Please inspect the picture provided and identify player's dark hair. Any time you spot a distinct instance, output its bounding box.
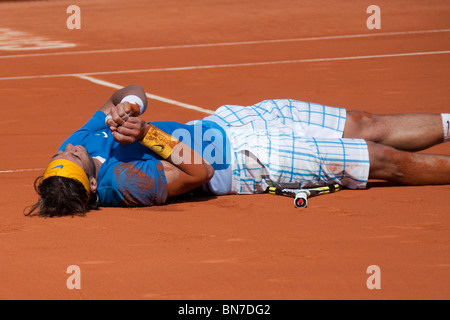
[24,176,99,217]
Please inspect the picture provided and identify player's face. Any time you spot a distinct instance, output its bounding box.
[51,144,96,178]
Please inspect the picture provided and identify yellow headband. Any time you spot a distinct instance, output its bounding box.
[43,159,91,194]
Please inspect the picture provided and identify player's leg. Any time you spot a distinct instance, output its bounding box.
[344,111,448,151]
[367,141,450,185]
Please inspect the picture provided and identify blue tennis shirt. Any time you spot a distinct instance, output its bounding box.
[58,111,231,206]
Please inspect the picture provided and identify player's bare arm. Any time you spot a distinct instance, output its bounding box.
[100,84,148,121]
[103,85,214,198]
[161,155,215,198]
[111,118,214,198]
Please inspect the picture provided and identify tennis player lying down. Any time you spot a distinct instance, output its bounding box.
[25,84,450,217]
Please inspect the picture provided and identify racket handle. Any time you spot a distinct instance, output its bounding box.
[294,191,308,208]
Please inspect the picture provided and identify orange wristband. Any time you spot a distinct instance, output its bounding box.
[139,125,179,159]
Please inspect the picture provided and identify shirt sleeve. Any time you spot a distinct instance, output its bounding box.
[58,111,108,152]
[78,110,108,132]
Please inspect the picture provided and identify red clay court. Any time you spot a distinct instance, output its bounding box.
[0,0,449,299]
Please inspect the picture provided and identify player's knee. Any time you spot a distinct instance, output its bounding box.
[344,111,384,142]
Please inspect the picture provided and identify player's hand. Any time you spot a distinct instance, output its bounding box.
[105,102,141,127]
[110,117,147,145]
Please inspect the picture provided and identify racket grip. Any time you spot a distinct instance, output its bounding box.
[294,191,308,208]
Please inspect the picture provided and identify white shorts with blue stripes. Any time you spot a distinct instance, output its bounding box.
[212,99,370,194]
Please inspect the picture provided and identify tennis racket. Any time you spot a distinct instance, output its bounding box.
[267,183,342,208]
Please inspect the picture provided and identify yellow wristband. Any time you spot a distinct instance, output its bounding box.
[139,125,179,159]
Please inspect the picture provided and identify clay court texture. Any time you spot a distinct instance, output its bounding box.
[0,0,449,300]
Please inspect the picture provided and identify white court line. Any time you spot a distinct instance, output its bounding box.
[0,27,76,52]
[0,28,449,59]
[1,49,450,81]
[76,75,214,115]
[0,168,43,174]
